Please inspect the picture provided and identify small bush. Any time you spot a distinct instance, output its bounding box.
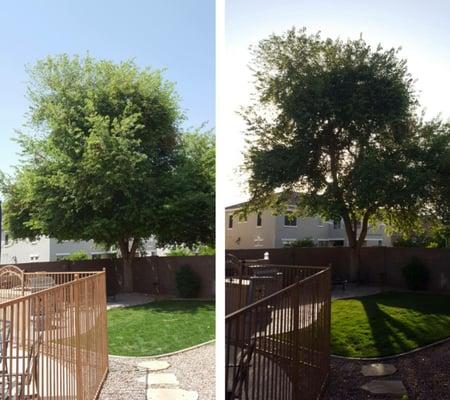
[284,238,316,248]
[167,244,215,256]
[167,246,193,256]
[195,244,215,255]
[65,250,89,261]
[402,257,430,290]
[175,265,201,298]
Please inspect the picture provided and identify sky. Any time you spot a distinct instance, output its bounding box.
[223,0,450,206]
[0,0,215,177]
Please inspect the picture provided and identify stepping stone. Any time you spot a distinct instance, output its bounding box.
[361,363,397,377]
[147,372,179,386]
[361,380,407,395]
[147,388,198,400]
[138,360,170,371]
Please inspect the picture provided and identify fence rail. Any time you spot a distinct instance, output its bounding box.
[0,266,108,399]
[226,263,331,400]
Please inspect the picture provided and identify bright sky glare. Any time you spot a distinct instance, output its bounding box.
[223,0,450,206]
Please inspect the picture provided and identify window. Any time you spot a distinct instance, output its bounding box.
[4,234,9,245]
[30,254,39,262]
[281,239,297,246]
[256,213,262,227]
[254,235,264,247]
[333,220,341,229]
[239,215,247,223]
[228,215,233,229]
[284,215,297,226]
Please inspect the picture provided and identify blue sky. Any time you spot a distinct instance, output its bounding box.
[223,0,450,204]
[0,0,215,176]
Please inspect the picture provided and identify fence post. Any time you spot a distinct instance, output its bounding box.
[21,269,25,297]
[74,273,83,400]
[292,281,301,400]
[101,269,109,371]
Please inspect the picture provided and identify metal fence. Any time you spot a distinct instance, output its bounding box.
[226,263,331,400]
[0,265,108,399]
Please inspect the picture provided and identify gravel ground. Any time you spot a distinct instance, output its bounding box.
[99,342,215,400]
[322,340,450,400]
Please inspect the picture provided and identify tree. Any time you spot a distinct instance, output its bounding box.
[392,216,450,248]
[242,29,446,279]
[1,55,214,291]
[156,129,215,247]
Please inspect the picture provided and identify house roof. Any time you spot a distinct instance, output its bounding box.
[225,192,301,210]
[225,200,249,210]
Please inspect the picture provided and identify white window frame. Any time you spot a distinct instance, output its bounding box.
[281,238,297,246]
[56,253,70,261]
[29,254,40,262]
[254,235,264,248]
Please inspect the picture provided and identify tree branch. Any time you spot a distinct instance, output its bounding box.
[130,238,140,258]
[357,209,374,247]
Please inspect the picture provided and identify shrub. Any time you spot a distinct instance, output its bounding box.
[402,257,430,290]
[284,238,316,248]
[65,250,89,261]
[195,244,215,255]
[166,243,215,256]
[175,265,201,298]
[166,246,194,256]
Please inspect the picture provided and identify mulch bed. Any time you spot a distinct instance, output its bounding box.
[321,340,450,400]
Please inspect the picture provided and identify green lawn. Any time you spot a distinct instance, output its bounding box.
[331,291,450,357]
[107,300,215,356]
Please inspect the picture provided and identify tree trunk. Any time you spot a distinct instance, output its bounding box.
[122,252,134,293]
[349,245,361,281]
[118,238,139,293]
[348,210,372,281]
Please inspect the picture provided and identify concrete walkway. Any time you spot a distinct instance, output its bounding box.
[332,284,381,300]
[107,292,154,310]
[100,343,215,400]
[138,360,198,400]
[360,363,406,396]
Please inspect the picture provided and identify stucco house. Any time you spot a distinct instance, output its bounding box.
[225,201,392,249]
[0,232,162,264]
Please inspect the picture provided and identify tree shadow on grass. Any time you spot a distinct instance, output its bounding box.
[359,293,450,357]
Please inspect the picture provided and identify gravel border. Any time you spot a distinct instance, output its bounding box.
[99,342,215,400]
[110,339,216,359]
[321,340,450,400]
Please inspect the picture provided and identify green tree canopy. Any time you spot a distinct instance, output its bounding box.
[242,28,449,277]
[1,55,214,290]
[157,129,215,247]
